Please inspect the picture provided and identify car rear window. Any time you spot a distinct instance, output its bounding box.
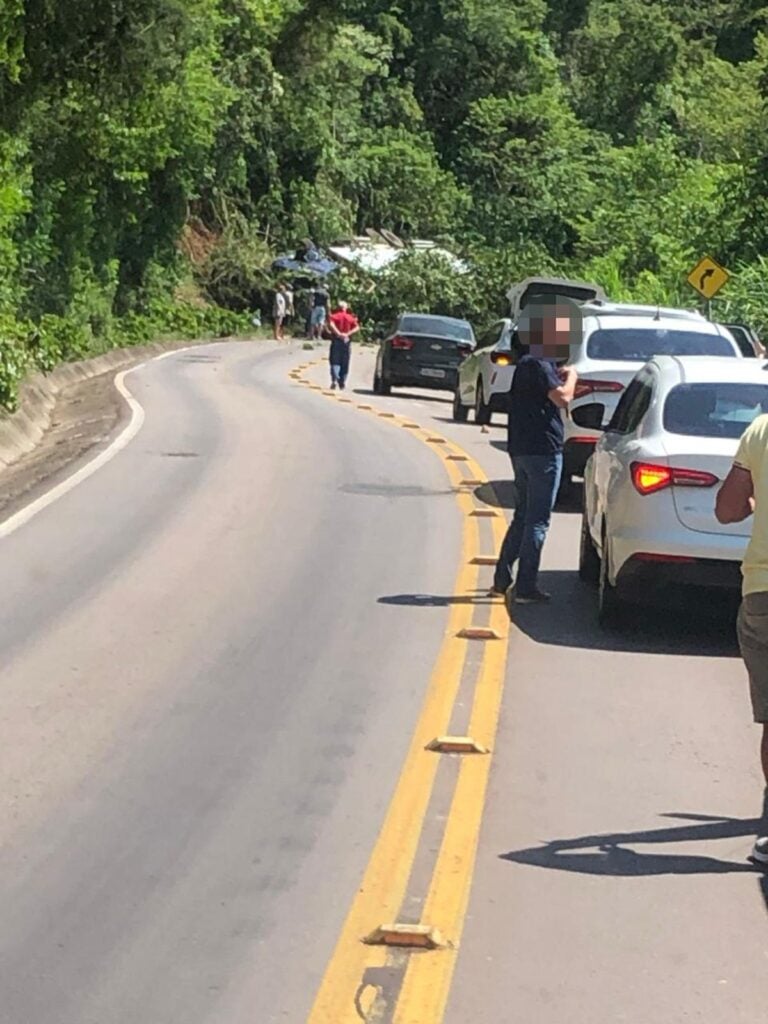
[586,328,736,362]
[400,316,474,342]
[663,383,768,439]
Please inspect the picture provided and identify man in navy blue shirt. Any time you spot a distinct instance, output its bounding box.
[492,299,580,606]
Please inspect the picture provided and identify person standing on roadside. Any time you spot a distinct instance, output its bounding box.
[491,298,581,607]
[272,284,287,341]
[311,283,331,341]
[327,300,360,391]
[716,413,768,866]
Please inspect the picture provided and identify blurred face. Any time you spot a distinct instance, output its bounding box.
[518,303,579,363]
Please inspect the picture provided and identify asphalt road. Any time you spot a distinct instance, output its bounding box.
[1,339,766,1023]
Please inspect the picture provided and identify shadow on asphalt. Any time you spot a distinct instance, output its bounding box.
[473,480,517,509]
[469,477,582,512]
[351,388,451,405]
[431,416,492,427]
[500,811,767,877]
[378,593,494,607]
[512,571,741,658]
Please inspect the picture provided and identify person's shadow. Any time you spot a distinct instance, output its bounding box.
[501,811,766,879]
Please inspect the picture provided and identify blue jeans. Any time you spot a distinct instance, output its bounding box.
[493,453,563,595]
[330,337,350,386]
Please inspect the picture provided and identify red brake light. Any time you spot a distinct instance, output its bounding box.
[631,462,719,496]
[634,552,696,563]
[491,351,512,366]
[669,466,720,488]
[574,379,624,400]
[391,335,414,350]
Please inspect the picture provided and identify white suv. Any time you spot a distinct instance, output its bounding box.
[453,319,518,424]
[563,303,741,486]
[582,356,768,627]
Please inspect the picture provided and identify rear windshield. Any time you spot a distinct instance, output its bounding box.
[663,383,768,439]
[587,327,735,362]
[401,316,474,342]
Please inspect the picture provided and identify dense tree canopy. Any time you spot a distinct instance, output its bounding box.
[2,0,768,405]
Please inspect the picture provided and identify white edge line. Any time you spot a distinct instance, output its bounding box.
[0,346,196,540]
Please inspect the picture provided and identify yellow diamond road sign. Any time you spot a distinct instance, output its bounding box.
[687,255,730,300]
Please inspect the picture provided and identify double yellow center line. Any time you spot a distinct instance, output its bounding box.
[290,361,510,1022]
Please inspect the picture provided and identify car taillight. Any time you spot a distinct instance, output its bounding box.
[631,461,719,496]
[391,335,414,350]
[574,379,624,400]
[491,351,512,366]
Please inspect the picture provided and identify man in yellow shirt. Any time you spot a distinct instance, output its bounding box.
[717,413,768,866]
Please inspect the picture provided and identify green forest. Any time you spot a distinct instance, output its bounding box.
[1,0,768,406]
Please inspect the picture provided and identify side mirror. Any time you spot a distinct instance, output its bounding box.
[571,402,605,431]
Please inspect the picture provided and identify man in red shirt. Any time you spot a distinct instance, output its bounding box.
[328,301,360,390]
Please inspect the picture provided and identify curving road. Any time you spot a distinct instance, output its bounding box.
[0,339,765,1023]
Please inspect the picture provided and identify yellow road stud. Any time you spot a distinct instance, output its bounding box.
[363,924,447,950]
[471,555,497,566]
[470,508,499,518]
[457,626,502,641]
[426,736,489,755]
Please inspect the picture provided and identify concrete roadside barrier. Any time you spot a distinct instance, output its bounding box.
[0,337,236,471]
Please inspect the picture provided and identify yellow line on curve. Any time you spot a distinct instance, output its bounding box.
[307,525,479,1023]
[393,544,509,1023]
[295,362,511,1024]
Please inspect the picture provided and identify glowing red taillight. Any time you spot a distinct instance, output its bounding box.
[391,335,414,350]
[630,461,719,496]
[574,379,624,400]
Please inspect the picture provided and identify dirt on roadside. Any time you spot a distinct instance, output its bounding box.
[0,369,127,521]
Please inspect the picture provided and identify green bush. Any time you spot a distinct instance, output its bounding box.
[0,301,255,411]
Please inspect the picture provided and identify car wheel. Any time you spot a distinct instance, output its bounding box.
[578,506,600,586]
[597,526,625,628]
[453,387,469,422]
[474,381,492,425]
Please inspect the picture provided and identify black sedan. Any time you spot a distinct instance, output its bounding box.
[373,313,476,395]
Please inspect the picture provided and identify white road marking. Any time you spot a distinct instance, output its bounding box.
[0,347,194,540]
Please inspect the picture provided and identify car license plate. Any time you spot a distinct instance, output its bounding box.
[420,368,445,378]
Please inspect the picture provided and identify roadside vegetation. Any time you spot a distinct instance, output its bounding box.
[1,1,768,407]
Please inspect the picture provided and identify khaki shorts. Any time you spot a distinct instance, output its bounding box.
[738,591,768,723]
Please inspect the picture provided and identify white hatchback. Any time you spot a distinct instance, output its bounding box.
[453,319,518,424]
[581,356,768,626]
[563,303,741,486]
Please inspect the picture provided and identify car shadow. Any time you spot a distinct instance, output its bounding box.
[431,416,492,427]
[378,593,495,607]
[512,570,741,657]
[352,388,451,405]
[500,811,767,878]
